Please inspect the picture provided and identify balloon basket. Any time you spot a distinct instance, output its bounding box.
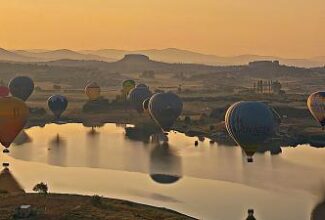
[3,149,9,153]
[247,156,253,163]
[2,162,9,168]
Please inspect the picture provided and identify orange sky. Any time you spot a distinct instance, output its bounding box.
[0,0,324,58]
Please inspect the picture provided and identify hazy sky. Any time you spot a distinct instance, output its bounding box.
[1,0,324,58]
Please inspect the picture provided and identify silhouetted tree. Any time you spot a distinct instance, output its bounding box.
[33,182,48,194]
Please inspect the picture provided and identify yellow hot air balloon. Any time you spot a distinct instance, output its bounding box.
[0,97,29,153]
[122,80,136,97]
[307,91,325,130]
[85,82,101,101]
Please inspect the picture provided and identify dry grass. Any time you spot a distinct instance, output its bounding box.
[0,193,196,220]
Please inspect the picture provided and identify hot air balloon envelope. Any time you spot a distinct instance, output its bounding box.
[225,101,276,162]
[8,76,34,101]
[136,83,149,89]
[307,91,325,129]
[48,95,68,119]
[0,97,29,149]
[85,82,101,101]
[122,80,136,95]
[128,86,152,113]
[148,92,183,131]
[143,98,150,112]
[0,86,9,97]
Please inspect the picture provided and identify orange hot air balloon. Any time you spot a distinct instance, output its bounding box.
[0,97,29,153]
[85,82,101,101]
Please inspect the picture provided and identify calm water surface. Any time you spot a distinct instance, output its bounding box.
[2,123,325,220]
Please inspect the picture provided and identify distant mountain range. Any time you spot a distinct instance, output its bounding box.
[0,47,324,67]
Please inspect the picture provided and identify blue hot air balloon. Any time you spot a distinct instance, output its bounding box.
[48,95,68,119]
[225,101,276,162]
[8,76,34,101]
[148,92,183,131]
[128,86,152,113]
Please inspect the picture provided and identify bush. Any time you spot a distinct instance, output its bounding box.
[33,182,48,194]
[91,195,103,207]
[184,116,191,125]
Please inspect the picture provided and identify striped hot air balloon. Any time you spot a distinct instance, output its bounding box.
[85,82,101,101]
[307,91,325,130]
[0,97,29,153]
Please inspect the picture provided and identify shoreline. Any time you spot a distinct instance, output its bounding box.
[25,113,325,152]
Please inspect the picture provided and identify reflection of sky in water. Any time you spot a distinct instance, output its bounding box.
[3,123,325,219]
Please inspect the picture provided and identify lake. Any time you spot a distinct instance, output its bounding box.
[2,123,325,220]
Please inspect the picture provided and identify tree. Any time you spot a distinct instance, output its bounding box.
[53,84,61,90]
[33,182,48,194]
[184,116,192,125]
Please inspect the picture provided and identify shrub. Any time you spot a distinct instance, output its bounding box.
[33,182,48,194]
[91,195,103,207]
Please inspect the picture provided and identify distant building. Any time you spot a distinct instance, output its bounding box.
[253,80,284,95]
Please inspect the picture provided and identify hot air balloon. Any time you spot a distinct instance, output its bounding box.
[0,97,29,153]
[312,200,325,220]
[122,80,136,96]
[8,76,34,101]
[307,92,325,130]
[0,86,9,97]
[225,101,276,162]
[136,83,149,89]
[143,98,150,112]
[48,95,68,119]
[128,86,152,113]
[85,82,101,101]
[148,92,183,131]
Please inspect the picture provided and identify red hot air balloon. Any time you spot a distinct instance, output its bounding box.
[0,86,9,97]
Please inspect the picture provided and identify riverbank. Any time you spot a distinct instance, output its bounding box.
[0,193,196,220]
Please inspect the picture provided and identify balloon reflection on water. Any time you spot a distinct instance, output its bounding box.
[13,130,32,146]
[47,134,67,166]
[0,167,24,194]
[149,143,182,185]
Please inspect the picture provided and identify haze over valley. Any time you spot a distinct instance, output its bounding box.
[1,47,324,68]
